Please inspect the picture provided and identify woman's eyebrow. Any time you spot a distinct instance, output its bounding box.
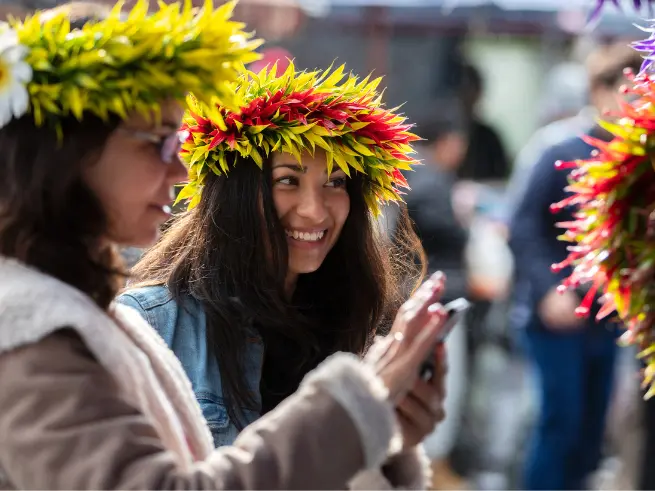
[273,163,306,173]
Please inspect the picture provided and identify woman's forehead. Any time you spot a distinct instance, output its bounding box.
[123,100,183,131]
[272,150,335,171]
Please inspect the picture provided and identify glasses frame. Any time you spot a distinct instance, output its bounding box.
[119,128,187,164]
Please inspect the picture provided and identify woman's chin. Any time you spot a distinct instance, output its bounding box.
[288,260,324,276]
[111,227,161,249]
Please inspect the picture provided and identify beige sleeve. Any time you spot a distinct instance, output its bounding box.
[348,446,431,490]
[0,330,398,490]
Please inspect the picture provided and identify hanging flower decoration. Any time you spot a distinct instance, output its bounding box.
[590,0,655,21]
[553,65,655,396]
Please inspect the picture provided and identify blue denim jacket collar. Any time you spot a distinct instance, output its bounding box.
[116,285,264,447]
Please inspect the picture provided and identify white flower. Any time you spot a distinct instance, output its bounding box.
[0,29,31,129]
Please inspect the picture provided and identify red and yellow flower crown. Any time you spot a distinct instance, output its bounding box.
[555,66,655,395]
[176,62,420,213]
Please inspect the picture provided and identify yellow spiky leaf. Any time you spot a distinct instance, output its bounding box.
[10,0,261,131]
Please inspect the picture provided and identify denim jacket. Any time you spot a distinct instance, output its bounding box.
[116,286,264,447]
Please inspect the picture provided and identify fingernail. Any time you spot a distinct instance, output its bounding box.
[432,271,446,282]
[427,303,445,315]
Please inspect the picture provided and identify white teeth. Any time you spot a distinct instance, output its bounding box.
[162,205,172,214]
[285,229,326,242]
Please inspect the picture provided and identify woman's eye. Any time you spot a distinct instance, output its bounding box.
[327,177,347,189]
[275,176,298,186]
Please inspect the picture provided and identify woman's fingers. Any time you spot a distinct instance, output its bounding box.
[398,272,446,340]
[397,395,436,431]
[412,272,445,315]
[365,271,451,406]
[404,304,447,364]
[396,389,446,448]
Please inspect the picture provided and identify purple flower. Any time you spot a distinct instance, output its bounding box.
[633,30,655,73]
[591,0,654,21]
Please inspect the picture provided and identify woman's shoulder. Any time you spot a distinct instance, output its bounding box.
[0,257,114,354]
[116,285,204,344]
[117,284,175,312]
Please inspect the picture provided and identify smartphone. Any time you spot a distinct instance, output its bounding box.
[419,297,471,381]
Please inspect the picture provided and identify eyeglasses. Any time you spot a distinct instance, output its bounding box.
[119,128,188,164]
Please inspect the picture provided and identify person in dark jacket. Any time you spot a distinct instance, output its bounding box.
[458,63,510,182]
[508,41,642,490]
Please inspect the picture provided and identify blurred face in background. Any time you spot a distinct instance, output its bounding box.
[589,71,630,114]
[586,43,642,116]
[432,130,468,173]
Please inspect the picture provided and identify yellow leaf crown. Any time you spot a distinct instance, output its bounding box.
[177,62,421,213]
[5,0,261,130]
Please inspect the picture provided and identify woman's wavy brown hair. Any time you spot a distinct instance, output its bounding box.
[0,2,125,310]
[130,154,426,427]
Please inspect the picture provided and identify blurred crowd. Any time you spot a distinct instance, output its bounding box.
[363,27,650,490]
[375,35,651,491]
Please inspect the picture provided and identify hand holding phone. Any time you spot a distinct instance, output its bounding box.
[419,297,470,381]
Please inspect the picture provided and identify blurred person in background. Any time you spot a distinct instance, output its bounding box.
[404,109,471,491]
[503,61,594,345]
[503,61,594,228]
[508,41,642,490]
[457,63,511,182]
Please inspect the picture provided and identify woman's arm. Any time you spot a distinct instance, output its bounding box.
[0,330,399,490]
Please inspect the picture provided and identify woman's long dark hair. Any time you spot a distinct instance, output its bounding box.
[131,154,425,427]
[0,113,123,309]
[0,4,124,310]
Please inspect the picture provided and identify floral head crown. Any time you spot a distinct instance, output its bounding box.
[0,0,261,133]
[555,37,655,396]
[177,62,420,213]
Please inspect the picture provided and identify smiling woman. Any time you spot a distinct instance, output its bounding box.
[118,63,438,489]
[272,151,351,289]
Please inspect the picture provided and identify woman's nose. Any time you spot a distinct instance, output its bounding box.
[168,156,188,184]
[296,187,329,222]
